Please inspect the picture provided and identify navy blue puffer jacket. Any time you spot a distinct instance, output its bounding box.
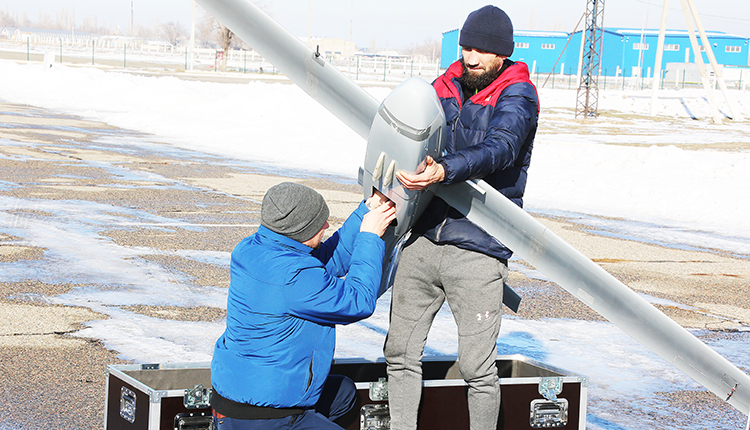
[413,59,539,260]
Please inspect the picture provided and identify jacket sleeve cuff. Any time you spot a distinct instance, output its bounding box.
[354,200,369,217]
[437,156,464,185]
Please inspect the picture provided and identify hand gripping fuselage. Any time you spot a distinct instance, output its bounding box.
[359,78,523,310]
[361,78,444,238]
[359,78,444,295]
[196,0,750,416]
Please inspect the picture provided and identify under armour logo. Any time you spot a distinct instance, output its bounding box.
[476,311,491,321]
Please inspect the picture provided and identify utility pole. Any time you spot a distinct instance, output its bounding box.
[307,0,312,43]
[649,0,736,123]
[189,0,196,70]
[575,0,605,119]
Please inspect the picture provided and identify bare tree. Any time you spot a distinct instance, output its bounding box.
[161,21,186,46]
[369,37,378,54]
[133,22,159,41]
[194,13,240,70]
[19,12,30,27]
[37,11,53,29]
[80,15,98,33]
[403,38,441,62]
[217,25,234,70]
[55,7,75,31]
[192,2,274,68]
[194,8,216,48]
[0,9,17,27]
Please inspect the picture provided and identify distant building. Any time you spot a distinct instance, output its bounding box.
[95,35,144,50]
[440,29,460,69]
[356,50,410,61]
[441,27,750,77]
[512,30,571,75]
[0,26,151,50]
[0,27,14,39]
[4,27,94,46]
[301,37,356,59]
[565,28,749,78]
[441,28,570,73]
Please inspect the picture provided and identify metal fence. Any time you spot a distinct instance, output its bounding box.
[3,37,443,83]
[218,50,442,83]
[3,37,748,90]
[533,69,750,91]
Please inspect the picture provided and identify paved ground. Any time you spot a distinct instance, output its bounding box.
[0,98,748,429]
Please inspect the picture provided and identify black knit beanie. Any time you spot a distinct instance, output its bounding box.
[261,182,329,243]
[459,5,514,57]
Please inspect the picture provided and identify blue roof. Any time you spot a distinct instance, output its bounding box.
[13,27,94,37]
[443,28,569,38]
[600,27,748,40]
[515,30,569,38]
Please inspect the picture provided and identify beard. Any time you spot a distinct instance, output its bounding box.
[460,57,504,93]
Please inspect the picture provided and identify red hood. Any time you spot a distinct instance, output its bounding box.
[434,60,539,112]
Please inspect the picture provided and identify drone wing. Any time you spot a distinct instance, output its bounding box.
[436,180,750,414]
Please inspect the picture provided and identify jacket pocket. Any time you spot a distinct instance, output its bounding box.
[305,351,316,393]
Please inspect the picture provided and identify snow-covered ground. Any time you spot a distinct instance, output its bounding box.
[1,59,749,429]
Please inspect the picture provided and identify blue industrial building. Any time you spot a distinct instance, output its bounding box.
[441,27,750,78]
[513,30,572,75]
[441,29,570,73]
[440,29,460,69]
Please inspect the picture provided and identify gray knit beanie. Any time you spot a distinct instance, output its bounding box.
[261,182,329,243]
[459,5,514,57]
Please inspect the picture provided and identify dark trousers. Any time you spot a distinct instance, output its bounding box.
[214,375,357,430]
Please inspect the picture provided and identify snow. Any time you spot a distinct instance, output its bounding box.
[1,58,749,429]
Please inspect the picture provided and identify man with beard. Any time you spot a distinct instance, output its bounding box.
[384,5,539,430]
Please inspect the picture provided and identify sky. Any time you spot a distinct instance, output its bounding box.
[2,0,750,50]
[0,57,749,428]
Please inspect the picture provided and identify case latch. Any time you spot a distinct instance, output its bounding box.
[120,386,137,423]
[361,404,390,430]
[538,377,563,401]
[369,377,389,401]
[184,384,212,409]
[530,377,568,428]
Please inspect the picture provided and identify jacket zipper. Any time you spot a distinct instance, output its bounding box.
[451,115,459,135]
[435,206,451,241]
[437,82,464,243]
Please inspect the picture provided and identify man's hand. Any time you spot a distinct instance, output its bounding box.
[361,198,396,238]
[396,155,445,190]
[365,189,389,210]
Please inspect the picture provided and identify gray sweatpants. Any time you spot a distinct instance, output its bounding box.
[384,235,508,430]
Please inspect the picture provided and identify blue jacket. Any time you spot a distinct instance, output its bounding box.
[211,202,384,408]
[414,59,540,260]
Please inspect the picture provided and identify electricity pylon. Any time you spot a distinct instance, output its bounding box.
[575,0,605,119]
